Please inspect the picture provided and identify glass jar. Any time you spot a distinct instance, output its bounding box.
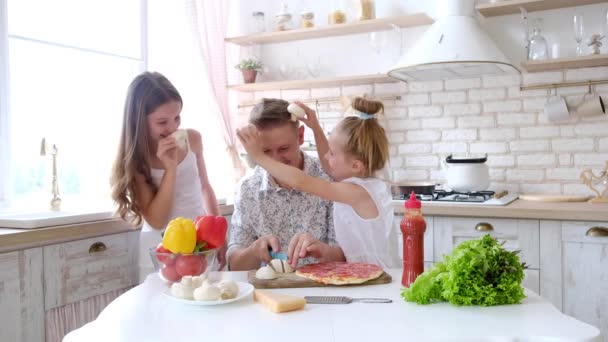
[251,12,265,33]
[301,12,314,28]
[358,0,375,21]
[329,0,347,24]
[274,3,293,31]
[528,18,549,61]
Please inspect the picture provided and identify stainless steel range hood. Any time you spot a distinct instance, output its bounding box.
[388,0,519,82]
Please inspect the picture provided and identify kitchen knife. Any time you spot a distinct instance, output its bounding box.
[305,296,392,304]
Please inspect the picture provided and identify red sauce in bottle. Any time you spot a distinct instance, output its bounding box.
[401,191,426,287]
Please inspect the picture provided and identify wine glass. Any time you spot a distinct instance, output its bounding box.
[307,56,321,78]
[369,31,387,54]
[573,13,584,56]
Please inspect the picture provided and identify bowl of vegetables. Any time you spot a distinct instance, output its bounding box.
[150,248,217,283]
[150,215,228,283]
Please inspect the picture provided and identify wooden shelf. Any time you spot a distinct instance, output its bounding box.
[521,54,608,72]
[227,74,396,92]
[477,0,607,17]
[224,13,433,45]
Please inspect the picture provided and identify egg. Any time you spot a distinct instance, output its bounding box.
[287,103,306,122]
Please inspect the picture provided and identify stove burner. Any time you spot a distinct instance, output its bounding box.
[392,190,496,202]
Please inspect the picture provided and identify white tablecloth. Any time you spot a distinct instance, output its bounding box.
[63,269,601,342]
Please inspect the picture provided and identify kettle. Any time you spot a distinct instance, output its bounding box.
[442,154,490,192]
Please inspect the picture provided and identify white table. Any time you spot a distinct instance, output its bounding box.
[63,269,601,342]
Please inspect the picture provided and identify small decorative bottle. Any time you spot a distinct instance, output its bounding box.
[401,192,426,287]
[528,18,549,61]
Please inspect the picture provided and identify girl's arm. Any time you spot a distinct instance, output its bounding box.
[133,138,179,229]
[237,126,378,218]
[295,102,331,174]
[189,129,220,216]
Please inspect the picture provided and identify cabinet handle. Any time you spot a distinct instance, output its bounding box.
[585,227,608,237]
[89,242,107,253]
[475,222,494,232]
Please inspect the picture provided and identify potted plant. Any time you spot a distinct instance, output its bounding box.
[235,58,263,84]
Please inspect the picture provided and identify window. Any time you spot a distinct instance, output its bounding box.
[0,0,234,211]
[1,0,145,210]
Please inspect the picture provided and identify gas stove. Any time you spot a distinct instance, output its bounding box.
[392,190,519,206]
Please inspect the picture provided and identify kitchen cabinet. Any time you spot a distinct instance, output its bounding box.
[394,214,434,264]
[43,231,139,310]
[0,229,139,342]
[540,220,608,341]
[433,217,540,294]
[0,248,44,342]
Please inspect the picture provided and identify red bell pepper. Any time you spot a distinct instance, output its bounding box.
[195,215,228,250]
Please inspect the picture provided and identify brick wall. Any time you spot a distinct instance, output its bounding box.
[235,66,608,196]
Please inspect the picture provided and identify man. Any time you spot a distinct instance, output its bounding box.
[228,98,345,270]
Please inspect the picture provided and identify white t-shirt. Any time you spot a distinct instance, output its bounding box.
[333,177,401,269]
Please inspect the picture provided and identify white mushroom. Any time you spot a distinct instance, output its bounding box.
[255,265,277,279]
[270,259,293,273]
[191,274,206,288]
[170,282,194,300]
[193,284,221,301]
[218,280,239,300]
[170,129,188,149]
[287,103,306,122]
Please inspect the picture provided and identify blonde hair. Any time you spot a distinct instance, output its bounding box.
[110,72,182,225]
[338,97,389,177]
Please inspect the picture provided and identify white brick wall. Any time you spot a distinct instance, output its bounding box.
[237,66,608,195]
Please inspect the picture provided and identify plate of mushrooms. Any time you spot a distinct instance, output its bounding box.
[163,275,254,306]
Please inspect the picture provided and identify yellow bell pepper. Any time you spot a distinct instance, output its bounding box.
[162,217,196,254]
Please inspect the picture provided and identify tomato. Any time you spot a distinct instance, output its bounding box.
[155,243,174,266]
[195,215,228,249]
[175,255,206,276]
[161,265,181,282]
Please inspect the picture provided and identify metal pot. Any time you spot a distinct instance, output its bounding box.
[392,182,437,196]
[443,154,490,192]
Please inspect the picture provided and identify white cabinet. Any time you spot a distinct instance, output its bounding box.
[433,217,540,294]
[43,231,139,310]
[540,220,608,341]
[0,248,44,342]
[394,214,434,263]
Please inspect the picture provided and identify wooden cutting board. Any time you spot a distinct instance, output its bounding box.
[519,194,591,202]
[247,270,392,289]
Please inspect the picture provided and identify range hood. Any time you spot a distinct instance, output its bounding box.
[388,0,519,82]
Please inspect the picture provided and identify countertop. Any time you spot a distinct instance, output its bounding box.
[393,199,608,222]
[63,269,601,342]
[0,204,234,254]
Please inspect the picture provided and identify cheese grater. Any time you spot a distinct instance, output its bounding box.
[304,296,392,304]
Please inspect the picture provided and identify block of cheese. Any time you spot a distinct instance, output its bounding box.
[253,290,306,313]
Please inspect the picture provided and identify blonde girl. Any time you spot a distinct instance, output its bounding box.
[237,97,400,269]
[110,71,222,281]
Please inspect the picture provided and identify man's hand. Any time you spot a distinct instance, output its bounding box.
[247,234,281,264]
[287,232,328,268]
[236,125,264,159]
[216,243,227,271]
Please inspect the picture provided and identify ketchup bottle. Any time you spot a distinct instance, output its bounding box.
[401,191,426,287]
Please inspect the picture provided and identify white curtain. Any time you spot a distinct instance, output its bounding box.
[185,0,245,180]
